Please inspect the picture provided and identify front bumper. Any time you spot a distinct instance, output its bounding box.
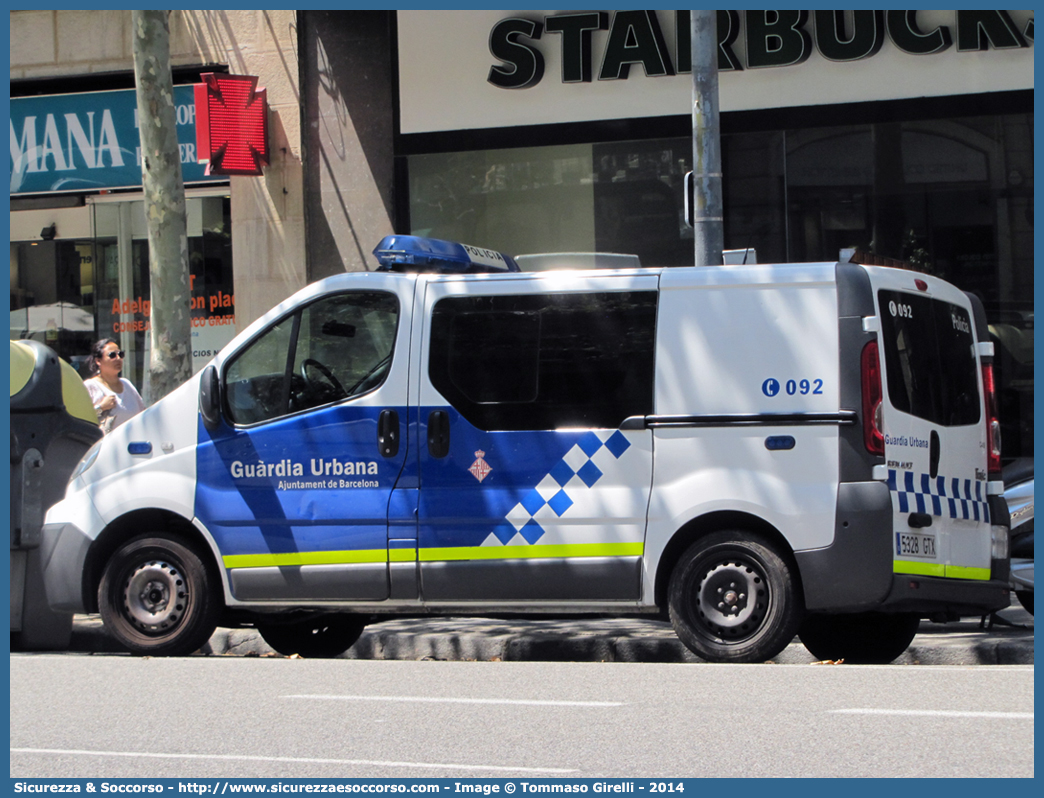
[39,521,92,613]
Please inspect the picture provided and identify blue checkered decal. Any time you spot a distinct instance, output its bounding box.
[887,469,990,523]
[497,430,633,545]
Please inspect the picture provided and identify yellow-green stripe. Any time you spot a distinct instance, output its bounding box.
[223,549,387,569]
[894,561,991,580]
[419,542,644,562]
[225,542,644,569]
[943,565,991,581]
[893,560,945,577]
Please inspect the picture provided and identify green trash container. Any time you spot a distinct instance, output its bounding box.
[10,340,103,650]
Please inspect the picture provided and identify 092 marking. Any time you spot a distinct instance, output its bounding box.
[762,378,823,397]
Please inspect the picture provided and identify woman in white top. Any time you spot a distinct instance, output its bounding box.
[84,338,146,433]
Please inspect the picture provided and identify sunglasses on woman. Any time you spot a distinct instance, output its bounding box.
[102,350,126,360]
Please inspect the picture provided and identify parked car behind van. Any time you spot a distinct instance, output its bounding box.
[1003,458,1033,614]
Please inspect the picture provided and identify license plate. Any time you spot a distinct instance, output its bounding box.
[896,532,937,558]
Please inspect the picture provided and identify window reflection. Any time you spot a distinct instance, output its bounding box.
[408,112,1032,456]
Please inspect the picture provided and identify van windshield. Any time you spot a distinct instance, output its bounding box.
[878,290,980,427]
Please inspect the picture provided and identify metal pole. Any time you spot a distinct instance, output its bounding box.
[691,10,723,266]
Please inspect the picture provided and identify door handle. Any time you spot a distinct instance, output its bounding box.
[427,410,450,458]
[929,430,940,479]
[378,409,399,458]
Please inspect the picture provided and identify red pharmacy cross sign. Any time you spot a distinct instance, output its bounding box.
[194,73,269,176]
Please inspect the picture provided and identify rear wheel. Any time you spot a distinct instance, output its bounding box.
[257,614,366,658]
[668,530,804,663]
[1015,590,1033,615]
[799,612,920,663]
[98,534,221,656]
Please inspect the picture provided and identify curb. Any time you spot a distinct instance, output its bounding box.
[68,612,1034,665]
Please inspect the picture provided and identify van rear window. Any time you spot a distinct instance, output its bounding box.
[878,290,980,427]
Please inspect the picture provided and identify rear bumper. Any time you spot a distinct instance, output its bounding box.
[880,572,1011,616]
[797,481,895,612]
[797,481,1012,615]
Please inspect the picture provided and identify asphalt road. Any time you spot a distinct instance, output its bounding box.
[10,656,1034,778]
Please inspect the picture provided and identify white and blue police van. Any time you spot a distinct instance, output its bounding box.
[40,235,1011,663]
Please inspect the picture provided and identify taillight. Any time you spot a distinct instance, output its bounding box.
[982,362,1002,477]
[861,341,884,456]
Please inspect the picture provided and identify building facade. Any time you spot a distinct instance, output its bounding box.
[9,10,1033,459]
[10,10,308,389]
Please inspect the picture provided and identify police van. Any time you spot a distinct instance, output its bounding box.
[41,235,1011,663]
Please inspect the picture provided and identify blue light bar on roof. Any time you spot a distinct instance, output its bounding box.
[373,235,520,274]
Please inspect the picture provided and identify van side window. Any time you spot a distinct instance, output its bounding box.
[223,316,295,425]
[224,291,399,425]
[429,291,657,430]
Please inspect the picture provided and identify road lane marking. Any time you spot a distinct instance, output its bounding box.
[10,748,576,774]
[829,709,1033,719]
[284,694,624,707]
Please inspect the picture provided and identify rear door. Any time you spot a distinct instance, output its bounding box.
[869,269,993,581]
[414,273,658,602]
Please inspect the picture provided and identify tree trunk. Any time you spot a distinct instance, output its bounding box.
[132,10,191,403]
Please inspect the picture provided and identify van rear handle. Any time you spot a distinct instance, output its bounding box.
[428,410,450,458]
[378,409,399,458]
[908,513,933,529]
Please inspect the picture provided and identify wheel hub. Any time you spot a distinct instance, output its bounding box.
[123,560,187,632]
[696,560,766,637]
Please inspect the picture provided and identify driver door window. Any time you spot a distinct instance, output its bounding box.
[224,291,399,426]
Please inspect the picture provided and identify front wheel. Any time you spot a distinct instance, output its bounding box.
[799,612,921,664]
[668,530,804,663]
[98,534,221,656]
[258,614,366,658]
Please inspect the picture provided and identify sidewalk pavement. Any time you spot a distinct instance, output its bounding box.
[68,599,1033,664]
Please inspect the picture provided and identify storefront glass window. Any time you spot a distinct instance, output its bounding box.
[408,111,1032,457]
[9,240,96,371]
[90,195,235,390]
[11,194,235,398]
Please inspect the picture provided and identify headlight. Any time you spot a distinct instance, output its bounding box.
[70,439,103,482]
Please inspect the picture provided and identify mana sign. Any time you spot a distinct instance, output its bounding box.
[488,10,1033,89]
[9,86,209,195]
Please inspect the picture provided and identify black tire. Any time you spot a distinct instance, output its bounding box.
[257,614,365,658]
[799,612,920,664]
[98,534,221,657]
[668,530,804,663]
[1015,590,1033,615]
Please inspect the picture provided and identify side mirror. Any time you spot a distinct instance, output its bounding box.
[199,365,222,431]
